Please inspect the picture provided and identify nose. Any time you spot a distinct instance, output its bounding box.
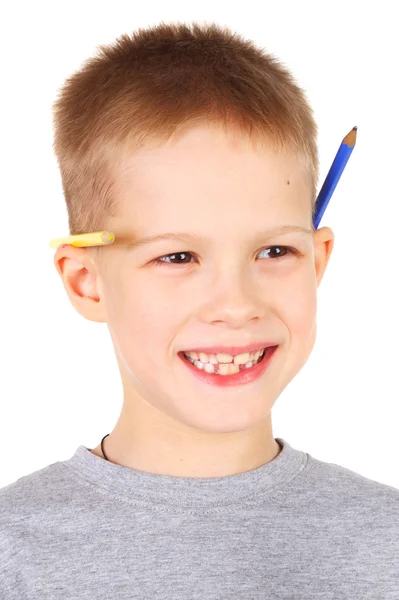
[199,272,268,326]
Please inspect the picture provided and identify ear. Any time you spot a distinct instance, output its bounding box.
[53,245,107,323]
[313,226,334,286]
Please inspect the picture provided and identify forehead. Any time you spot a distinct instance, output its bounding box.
[111,123,312,233]
[117,123,308,183]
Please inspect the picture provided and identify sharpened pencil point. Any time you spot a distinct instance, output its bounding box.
[353,126,357,130]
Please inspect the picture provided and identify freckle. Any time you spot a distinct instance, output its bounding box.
[287,180,290,185]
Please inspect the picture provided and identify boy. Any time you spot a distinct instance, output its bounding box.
[1,21,398,599]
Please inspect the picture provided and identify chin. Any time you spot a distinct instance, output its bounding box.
[175,405,272,435]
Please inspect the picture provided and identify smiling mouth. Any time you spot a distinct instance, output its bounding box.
[180,346,275,376]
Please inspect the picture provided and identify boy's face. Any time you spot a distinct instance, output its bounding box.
[57,123,333,436]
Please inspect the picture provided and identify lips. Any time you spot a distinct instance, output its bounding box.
[179,345,278,387]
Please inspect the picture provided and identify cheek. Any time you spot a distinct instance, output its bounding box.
[283,272,317,341]
[105,277,177,357]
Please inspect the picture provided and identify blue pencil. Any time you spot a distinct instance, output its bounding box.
[313,126,357,229]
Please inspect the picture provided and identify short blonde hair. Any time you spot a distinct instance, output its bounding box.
[52,21,319,237]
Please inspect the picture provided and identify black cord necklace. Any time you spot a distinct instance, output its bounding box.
[101,433,110,461]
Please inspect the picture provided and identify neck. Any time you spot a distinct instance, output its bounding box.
[92,402,280,478]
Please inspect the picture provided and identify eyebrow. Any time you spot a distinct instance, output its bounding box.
[126,225,314,251]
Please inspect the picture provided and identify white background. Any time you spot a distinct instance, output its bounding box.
[1,0,398,488]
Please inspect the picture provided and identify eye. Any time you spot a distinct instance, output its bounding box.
[155,252,195,266]
[258,246,297,260]
[153,246,298,267]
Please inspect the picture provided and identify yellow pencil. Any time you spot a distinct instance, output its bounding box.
[49,231,115,249]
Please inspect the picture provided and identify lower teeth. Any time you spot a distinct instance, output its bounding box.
[184,351,265,376]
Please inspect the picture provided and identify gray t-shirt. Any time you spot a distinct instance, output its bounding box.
[1,437,398,599]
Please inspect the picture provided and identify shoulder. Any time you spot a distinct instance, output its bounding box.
[0,460,74,547]
[0,457,78,516]
[306,451,399,502]
[303,452,399,541]
[0,461,72,595]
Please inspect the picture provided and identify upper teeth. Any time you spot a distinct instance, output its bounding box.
[183,348,265,365]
